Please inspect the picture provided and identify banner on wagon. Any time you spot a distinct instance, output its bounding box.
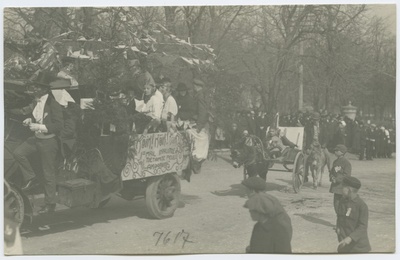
[121,132,191,180]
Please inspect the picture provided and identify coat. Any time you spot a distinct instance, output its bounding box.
[12,93,64,137]
[176,93,196,121]
[329,156,352,194]
[246,193,292,253]
[337,195,371,253]
[60,102,81,156]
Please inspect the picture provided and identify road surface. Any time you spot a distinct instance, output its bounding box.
[20,152,395,255]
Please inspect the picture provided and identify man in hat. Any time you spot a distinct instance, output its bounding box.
[127,59,155,99]
[359,121,367,160]
[12,71,64,214]
[305,112,320,149]
[242,177,292,253]
[365,123,375,160]
[329,144,352,214]
[175,82,196,122]
[336,176,371,253]
[246,110,257,136]
[180,79,209,181]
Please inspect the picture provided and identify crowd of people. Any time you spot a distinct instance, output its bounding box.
[214,109,395,160]
[222,108,387,253]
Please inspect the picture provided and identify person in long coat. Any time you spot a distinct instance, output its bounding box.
[242,177,292,253]
[329,144,352,214]
[336,176,371,253]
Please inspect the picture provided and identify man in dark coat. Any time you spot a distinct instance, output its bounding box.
[175,82,196,121]
[365,124,375,160]
[359,122,367,160]
[246,110,257,136]
[336,176,371,253]
[329,144,352,214]
[12,72,64,214]
[228,123,241,148]
[242,177,292,253]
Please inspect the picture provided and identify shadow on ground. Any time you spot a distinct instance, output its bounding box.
[21,195,155,238]
[211,182,286,198]
[294,213,335,228]
[276,178,325,190]
[178,193,201,208]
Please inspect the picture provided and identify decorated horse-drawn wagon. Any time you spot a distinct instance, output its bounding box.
[231,126,306,193]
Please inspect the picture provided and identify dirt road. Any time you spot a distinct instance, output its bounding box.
[21,152,395,254]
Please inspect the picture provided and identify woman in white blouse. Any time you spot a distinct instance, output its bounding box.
[132,83,163,133]
[141,84,163,120]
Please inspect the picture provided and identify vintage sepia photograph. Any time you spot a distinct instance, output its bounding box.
[2,1,397,257]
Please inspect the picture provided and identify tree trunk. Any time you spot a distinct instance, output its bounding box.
[164,7,177,34]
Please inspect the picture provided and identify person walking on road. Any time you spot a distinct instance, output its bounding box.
[336,176,371,253]
[329,144,352,214]
[242,177,292,254]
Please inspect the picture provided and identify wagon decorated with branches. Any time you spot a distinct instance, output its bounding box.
[4,24,216,224]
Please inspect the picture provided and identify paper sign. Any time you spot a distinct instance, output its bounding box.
[121,132,191,180]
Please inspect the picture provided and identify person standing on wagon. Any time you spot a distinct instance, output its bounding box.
[329,144,352,214]
[190,79,209,168]
[12,71,64,214]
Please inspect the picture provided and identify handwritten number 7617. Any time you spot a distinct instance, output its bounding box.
[153,230,194,248]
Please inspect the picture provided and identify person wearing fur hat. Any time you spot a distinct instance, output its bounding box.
[12,71,64,214]
[336,176,371,253]
[329,144,352,214]
[242,177,292,253]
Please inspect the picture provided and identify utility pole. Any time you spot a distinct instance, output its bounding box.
[299,41,304,110]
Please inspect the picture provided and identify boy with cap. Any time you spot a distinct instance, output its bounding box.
[329,144,352,214]
[242,177,292,253]
[336,176,371,253]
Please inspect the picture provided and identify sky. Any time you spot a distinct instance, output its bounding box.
[368,4,396,34]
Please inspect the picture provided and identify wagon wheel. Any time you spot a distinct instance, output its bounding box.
[5,185,25,225]
[292,152,305,193]
[145,173,181,219]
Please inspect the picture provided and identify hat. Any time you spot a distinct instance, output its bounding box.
[177,82,188,91]
[343,176,361,189]
[243,193,276,216]
[28,71,56,88]
[241,176,267,191]
[193,78,205,87]
[334,144,347,154]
